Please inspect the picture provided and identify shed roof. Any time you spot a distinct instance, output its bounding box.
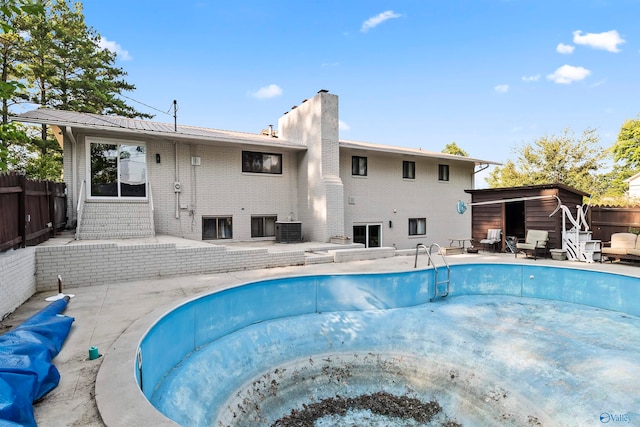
[465,183,590,197]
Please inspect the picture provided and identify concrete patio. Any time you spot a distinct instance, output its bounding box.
[2,237,639,426]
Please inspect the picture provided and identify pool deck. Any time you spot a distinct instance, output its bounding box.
[3,236,640,426]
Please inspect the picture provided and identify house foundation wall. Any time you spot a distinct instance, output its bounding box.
[0,248,36,319]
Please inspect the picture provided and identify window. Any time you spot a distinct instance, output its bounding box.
[89,139,147,198]
[438,164,449,182]
[251,216,277,237]
[242,151,282,174]
[403,161,415,179]
[352,156,367,176]
[202,217,232,239]
[409,218,426,236]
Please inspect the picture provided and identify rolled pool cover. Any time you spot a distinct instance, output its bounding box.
[0,297,74,427]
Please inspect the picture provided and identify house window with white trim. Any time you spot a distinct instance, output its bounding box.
[352,156,367,176]
[438,164,449,182]
[88,138,146,198]
[202,216,232,240]
[409,218,426,236]
[251,216,276,237]
[403,161,415,179]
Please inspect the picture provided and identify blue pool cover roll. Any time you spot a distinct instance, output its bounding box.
[0,297,74,427]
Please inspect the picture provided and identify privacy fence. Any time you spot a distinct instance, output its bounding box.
[589,205,640,241]
[0,172,66,253]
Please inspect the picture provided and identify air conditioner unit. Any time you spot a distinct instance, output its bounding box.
[275,221,302,243]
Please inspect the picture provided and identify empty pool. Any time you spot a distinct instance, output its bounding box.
[134,263,640,426]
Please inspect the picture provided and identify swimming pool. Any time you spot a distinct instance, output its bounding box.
[133,263,640,426]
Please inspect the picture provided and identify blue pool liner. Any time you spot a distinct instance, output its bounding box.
[0,298,74,427]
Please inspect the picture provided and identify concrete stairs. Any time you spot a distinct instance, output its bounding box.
[76,200,155,240]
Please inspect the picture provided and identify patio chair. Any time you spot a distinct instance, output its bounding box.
[479,228,501,252]
[515,229,549,260]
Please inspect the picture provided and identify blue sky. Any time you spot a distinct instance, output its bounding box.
[77,0,639,183]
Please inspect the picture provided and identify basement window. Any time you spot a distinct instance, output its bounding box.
[251,216,277,237]
[202,217,232,239]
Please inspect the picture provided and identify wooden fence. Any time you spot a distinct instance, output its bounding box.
[589,205,640,241]
[0,172,66,252]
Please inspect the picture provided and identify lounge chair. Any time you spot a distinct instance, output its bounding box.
[479,228,501,252]
[515,230,549,260]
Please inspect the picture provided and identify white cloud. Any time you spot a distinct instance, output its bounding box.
[339,120,350,131]
[522,74,540,82]
[556,43,574,54]
[494,84,509,93]
[97,37,132,60]
[361,10,401,33]
[250,84,283,99]
[572,30,625,53]
[546,65,591,84]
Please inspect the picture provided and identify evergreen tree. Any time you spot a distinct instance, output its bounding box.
[1,0,150,178]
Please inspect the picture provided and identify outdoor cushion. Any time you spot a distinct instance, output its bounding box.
[628,248,640,257]
[602,247,633,255]
[602,233,638,255]
[480,229,501,244]
[610,233,637,249]
[516,230,548,250]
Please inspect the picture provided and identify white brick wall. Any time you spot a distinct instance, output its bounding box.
[60,93,474,249]
[0,248,36,319]
[341,148,473,250]
[280,92,344,243]
[147,141,298,242]
[34,243,306,290]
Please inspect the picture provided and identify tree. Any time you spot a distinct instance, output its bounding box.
[486,128,606,196]
[612,115,640,169]
[442,141,468,157]
[0,0,43,100]
[1,0,150,179]
[1,0,44,169]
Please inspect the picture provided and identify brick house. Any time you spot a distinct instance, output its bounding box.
[13,90,497,250]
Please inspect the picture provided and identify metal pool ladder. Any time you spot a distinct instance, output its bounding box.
[415,243,451,301]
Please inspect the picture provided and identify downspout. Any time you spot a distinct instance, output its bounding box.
[175,141,179,219]
[65,126,78,225]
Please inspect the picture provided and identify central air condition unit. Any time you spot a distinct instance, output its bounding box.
[275,221,302,243]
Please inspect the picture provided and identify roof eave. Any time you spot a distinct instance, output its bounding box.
[339,140,500,166]
[10,115,307,151]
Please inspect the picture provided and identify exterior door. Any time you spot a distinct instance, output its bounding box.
[353,224,381,248]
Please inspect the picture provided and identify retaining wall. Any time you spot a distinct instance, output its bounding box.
[0,248,36,319]
[34,243,307,291]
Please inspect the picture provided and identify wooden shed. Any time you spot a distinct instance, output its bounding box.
[465,184,589,253]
